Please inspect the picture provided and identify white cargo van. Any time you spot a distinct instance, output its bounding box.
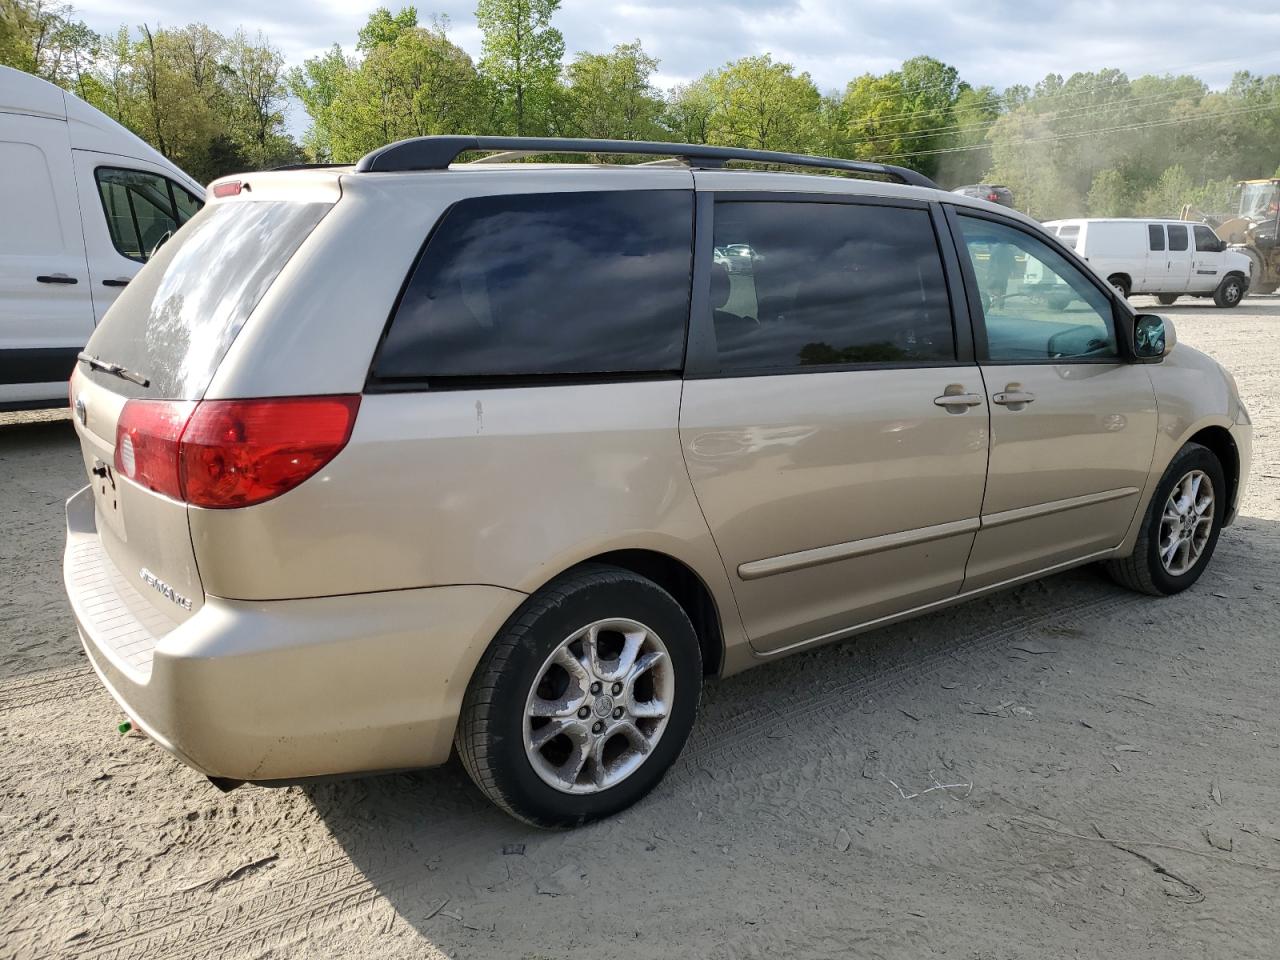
[0,66,204,410]
[1040,218,1251,308]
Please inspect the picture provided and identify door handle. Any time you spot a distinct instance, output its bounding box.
[992,389,1036,407]
[933,392,984,409]
[36,274,78,284]
[102,278,130,287]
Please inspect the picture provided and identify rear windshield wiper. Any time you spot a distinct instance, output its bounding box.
[77,352,150,388]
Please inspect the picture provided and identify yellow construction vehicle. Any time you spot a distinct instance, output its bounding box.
[1199,179,1280,294]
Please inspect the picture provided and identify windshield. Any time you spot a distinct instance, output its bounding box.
[1239,182,1280,219]
[82,200,331,399]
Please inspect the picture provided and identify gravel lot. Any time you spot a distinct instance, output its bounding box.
[3,297,1278,960]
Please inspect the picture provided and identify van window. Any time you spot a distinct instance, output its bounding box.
[1194,225,1220,252]
[1148,224,1165,251]
[95,167,203,262]
[81,201,330,399]
[375,191,692,382]
[1167,224,1189,252]
[708,200,954,372]
[956,215,1118,362]
[1056,225,1080,250]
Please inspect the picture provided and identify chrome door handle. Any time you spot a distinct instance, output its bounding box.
[992,390,1036,406]
[933,392,984,408]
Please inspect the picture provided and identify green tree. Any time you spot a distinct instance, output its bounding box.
[288,45,352,160]
[662,77,714,144]
[703,54,821,152]
[475,0,564,135]
[562,41,664,142]
[843,56,965,178]
[1086,168,1136,216]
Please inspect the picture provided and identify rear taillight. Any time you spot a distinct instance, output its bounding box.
[987,192,1000,202]
[114,396,359,509]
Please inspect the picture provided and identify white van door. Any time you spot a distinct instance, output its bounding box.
[1190,224,1225,292]
[1162,223,1193,293]
[0,113,93,402]
[71,151,203,323]
[1134,223,1166,293]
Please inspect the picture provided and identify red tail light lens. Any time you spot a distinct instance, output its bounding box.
[114,396,360,508]
[115,400,197,500]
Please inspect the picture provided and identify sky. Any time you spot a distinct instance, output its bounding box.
[71,0,1280,136]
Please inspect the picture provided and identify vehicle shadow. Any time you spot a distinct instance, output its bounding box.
[306,513,1280,958]
[1129,293,1280,315]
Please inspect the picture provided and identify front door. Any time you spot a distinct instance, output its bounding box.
[0,114,93,402]
[948,210,1158,588]
[680,188,989,655]
[1190,224,1224,293]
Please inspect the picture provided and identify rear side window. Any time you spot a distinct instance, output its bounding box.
[82,201,330,399]
[1168,224,1189,251]
[1194,225,1220,252]
[708,200,954,372]
[1148,224,1165,251]
[374,191,693,382]
[95,167,203,262]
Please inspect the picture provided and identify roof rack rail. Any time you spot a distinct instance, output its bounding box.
[353,136,938,188]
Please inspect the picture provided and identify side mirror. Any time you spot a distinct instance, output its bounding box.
[1133,313,1176,361]
[1214,238,1227,253]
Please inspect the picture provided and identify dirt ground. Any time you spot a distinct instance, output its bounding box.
[2,297,1278,960]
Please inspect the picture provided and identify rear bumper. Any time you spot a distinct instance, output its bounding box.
[64,486,526,781]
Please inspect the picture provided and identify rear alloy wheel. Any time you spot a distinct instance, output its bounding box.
[1213,275,1245,308]
[1106,443,1226,596]
[456,564,701,827]
[1156,294,1179,305]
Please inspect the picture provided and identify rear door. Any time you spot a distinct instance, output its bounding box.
[946,207,1157,588]
[1164,223,1193,292]
[71,151,203,323]
[0,113,93,401]
[680,186,989,655]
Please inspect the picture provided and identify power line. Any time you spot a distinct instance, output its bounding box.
[840,51,1280,129]
[845,87,1216,149]
[867,101,1280,161]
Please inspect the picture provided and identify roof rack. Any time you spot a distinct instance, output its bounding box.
[353,136,938,188]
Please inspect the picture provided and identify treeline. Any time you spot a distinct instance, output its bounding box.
[4,0,1279,220]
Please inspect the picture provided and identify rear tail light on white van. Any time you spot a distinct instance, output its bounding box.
[114,396,360,508]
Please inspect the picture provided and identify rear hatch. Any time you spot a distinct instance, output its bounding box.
[70,183,336,627]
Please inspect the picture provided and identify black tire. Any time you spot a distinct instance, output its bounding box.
[1213,275,1245,308]
[456,563,702,827]
[1108,275,1131,299]
[1046,291,1072,311]
[1156,294,1179,305]
[1105,443,1226,596]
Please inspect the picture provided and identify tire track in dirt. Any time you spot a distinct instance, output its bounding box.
[0,665,96,714]
[69,588,1133,960]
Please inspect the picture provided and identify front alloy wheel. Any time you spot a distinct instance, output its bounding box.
[1157,470,1215,576]
[1105,442,1226,596]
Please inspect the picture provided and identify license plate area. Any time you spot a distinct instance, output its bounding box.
[90,457,127,539]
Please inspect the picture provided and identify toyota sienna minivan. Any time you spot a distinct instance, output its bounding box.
[64,136,1252,826]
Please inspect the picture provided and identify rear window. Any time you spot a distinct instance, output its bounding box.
[373,190,693,383]
[82,200,330,399]
[1148,224,1165,251]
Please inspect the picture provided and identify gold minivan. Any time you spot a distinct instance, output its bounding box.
[63,137,1252,826]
